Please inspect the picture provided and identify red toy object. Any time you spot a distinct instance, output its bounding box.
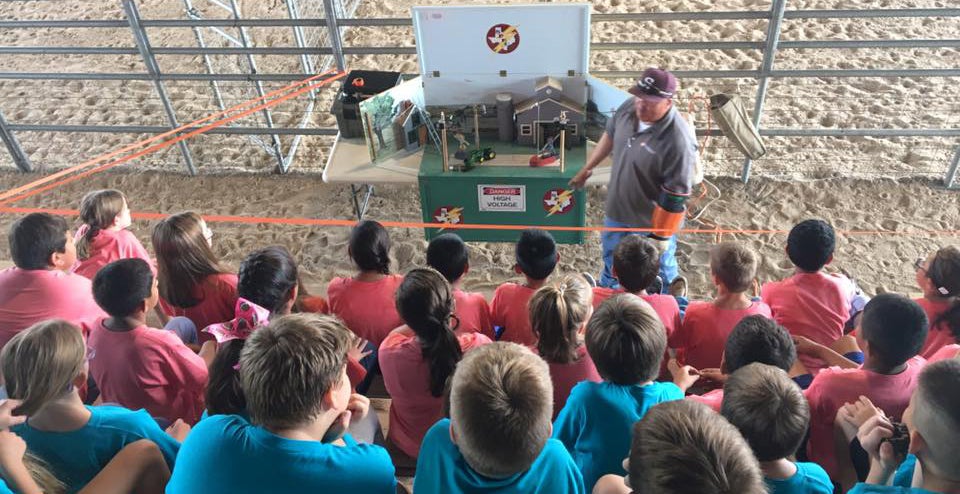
[529,152,558,167]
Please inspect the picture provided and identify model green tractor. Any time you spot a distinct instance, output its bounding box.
[463,147,496,169]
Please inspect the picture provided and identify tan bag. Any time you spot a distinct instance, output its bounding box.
[710,94,766,160]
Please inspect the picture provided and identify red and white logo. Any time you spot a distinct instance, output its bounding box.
[486,24,520,54]
[543,188,574,216]
[433,206,464,228]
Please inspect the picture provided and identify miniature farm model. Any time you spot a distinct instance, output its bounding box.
[323,3,631,243]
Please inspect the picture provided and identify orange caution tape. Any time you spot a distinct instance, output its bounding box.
[0,206,957,237]
[0,71,346,207]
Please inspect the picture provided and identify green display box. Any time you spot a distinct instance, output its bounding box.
[418,141,586,244]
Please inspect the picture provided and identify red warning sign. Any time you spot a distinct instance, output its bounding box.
[486,24,520,54]
[543,188,575,216]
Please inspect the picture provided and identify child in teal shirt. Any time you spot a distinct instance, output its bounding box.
[720,363,832,494]
[553,294,700,491]
[1,320,181,493]
[414,343,584,493]
[849,360,960,494]
[166,314,396,493]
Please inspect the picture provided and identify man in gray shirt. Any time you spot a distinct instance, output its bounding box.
[570,68,697,290]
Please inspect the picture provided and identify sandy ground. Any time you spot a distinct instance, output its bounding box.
[0,168,954,300]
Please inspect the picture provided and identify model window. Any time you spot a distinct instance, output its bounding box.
[520,124,532,136]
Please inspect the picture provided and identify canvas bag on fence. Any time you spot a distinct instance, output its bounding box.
[710,93,766,160]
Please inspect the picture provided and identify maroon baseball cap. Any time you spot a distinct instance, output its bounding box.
[628,68,677,101]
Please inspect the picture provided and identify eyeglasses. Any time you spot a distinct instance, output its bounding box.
[914,257,927,272]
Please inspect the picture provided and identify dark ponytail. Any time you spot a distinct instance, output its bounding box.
[928,246,960,339]
[396,268,462,397]
[349,220,391,275]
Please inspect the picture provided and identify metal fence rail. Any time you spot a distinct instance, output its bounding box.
[0,1,957,186]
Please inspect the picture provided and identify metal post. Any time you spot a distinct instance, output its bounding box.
[123,0,197,175]
[0,109,32,172]
[741,0,787,184]
[946,145,960,190]
[184,0,225,111]
[227,0,286,174]
[322,0,347,72]
[281,0,318,173]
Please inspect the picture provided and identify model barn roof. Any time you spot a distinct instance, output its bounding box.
[514,95,584,116]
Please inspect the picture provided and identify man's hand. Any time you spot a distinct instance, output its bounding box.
[568,167,593,189]
[698,368,726,384]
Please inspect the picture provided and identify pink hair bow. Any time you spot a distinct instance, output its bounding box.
[202,298,271,344]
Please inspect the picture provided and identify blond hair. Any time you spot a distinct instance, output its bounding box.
[586,294,666,384]
[914,359,960,481]
[76,189,126,260]
[630,400,766,494]
[449,342,553,478]
[721,363,809,461]
[710,242,758,293]
[24,453,66,494]
[240,313,351,428]
[0,320,85,416]
[529,274,593,364]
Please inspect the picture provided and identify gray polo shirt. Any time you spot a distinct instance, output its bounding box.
[603,98,697,226]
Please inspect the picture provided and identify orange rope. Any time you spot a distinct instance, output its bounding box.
[0,206,957,237]
[0,69,340,203]
[0,71,346,207]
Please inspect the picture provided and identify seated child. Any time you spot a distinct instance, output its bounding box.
[804,293,928,479]
[89,259,209,424]
[72,189,153,280]
[762,219,866,374]
[414,342,586,493]
[327,220,404,347]
[205,247,369,423]
[849,359,960,493]
[490,229,559,346]
[0,212,107,347]
[592,235,682,337]
[152,212,237,342]
[688,314,799,412]
[671,242,771,371]
[553,294,700,491]
[0,427,170,494]
[166,314,396,493]
[528,274,601,418]
[721,363,832,494]
[426,233,493,335]
[593,400,766,494]
[913,246,960,359]
[379,268,491,459]
[3,320,181,492]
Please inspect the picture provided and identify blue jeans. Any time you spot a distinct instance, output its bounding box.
[164,317,198,345]
[600,217,678,291]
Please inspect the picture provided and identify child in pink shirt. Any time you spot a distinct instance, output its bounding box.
[762,219,866,374]
[687,315,799,412]
[490,229,559,346]
[379,268,491,459]
[529,274,601,418]
[803,293,928,479]
[152,212,237,343]
[913,246,960,359]
[89,258,208,424]
[72,189,154,280]
[0,213,107,347]
[426,233,493,336]
[327,220,404,347]
[671,242,771,371]
[592,236,682,338]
